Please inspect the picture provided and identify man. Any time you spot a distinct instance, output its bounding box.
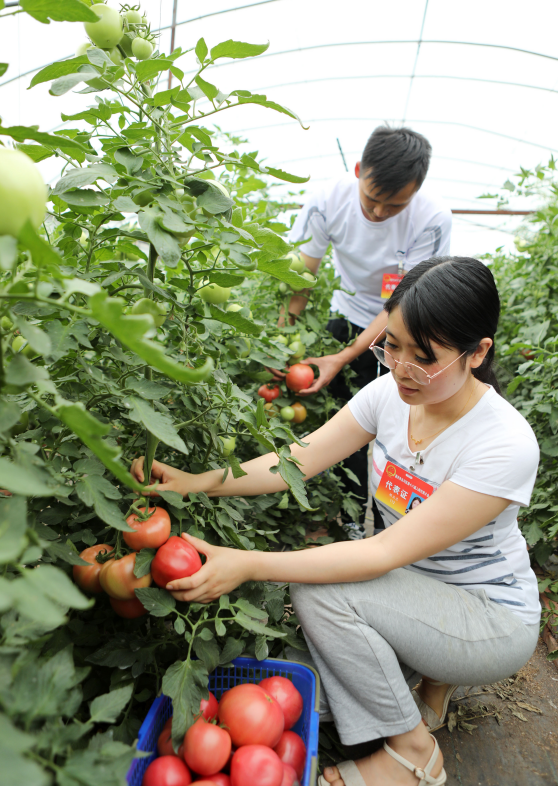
[277,126,452,533]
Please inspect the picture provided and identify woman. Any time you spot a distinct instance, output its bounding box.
[131,257,540,786]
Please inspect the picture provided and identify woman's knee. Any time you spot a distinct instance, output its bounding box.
[289,582,342,620]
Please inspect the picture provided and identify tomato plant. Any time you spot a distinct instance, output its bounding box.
[124,506,171,550]
[259,677,303,730]
[285,364,314,392]
[230,745,284,786]
[183,718,232,776]
[151,536,202,587]
[218,684,284,748]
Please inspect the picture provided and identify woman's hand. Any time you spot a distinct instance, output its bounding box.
[166,534,254,604]
[130,456,198,497]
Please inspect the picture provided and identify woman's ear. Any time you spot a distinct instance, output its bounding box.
[470,338,493,369]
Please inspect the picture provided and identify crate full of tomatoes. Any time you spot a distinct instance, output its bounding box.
[127,656,319,786]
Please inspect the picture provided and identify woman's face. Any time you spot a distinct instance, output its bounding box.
[385,307,491,407]
[410,497,421,509]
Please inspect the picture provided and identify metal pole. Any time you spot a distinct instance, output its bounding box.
[336,138,348,172]
[168,0,179,89]
[451,209,534,215]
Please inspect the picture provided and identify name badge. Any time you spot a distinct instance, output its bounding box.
[375,460,435,515]
[381,273,404,299]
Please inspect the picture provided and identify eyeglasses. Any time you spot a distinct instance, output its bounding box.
[369,329,467,386]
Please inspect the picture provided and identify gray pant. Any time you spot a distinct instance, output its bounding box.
[290,567,539,745]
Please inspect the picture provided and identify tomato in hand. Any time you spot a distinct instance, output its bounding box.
[151,536,202,588]
[218,683,284,748]
[73,544,113,594]
[230,745,283,786]
[285,364,314,393]
[199,691,219,721]
[109,595,147,619]
[183,718,232,776]
[142,756,192,786]
[123,506,171,551]
[99,552,152,600]
[258,384,280,403]
[273,731,306,780]
[258,677,303,730]
[280,763,299,786]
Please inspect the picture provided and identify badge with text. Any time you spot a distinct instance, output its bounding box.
[381,273,404,299]
[375,461,435,515]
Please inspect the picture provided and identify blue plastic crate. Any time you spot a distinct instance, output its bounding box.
[127,656,320,786]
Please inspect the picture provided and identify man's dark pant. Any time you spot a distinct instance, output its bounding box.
[326,317,387,528]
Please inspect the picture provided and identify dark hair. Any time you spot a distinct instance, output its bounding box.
[384,256,501,393]
[361,126,432,197]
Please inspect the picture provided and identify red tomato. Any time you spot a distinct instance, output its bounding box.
[285,364,314,393]
[259,677,303,730]
[183,718,232,776]
[194,782,220,786]
[199,691,219,721]
[142,755,192,786]
[157,726,184,758]
[73,544,113,594]
[230,745,283,786]
[281,763,299,786]
[123,506,171,550]
[205,774,230,786]
[257,384,280,403]
[218,683,284,748]
[99,552,152,600]
[109,595,147,619]
[151,536,202,587]
[273,731,306,780]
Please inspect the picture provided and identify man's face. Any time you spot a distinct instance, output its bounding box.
[355,162,418,223]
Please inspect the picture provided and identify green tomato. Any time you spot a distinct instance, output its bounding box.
[288,340,305,360]
[288,252,305,273]
[275,335,289,346]
[1,316,14,332]
[12,335,37,359]
[0,149,47,238]
[302,271,317,286]
[132,36,153,60]
[124,9,142,23]
[120,33,134,56]
[76,42,92,56]
[106,46,123,65]
[280,406,295,422]
[207,179,230,198]
[220,436,236,456]
[130,298,167,327]
[199,283,231,305]
[226,303,253,319]
[290,332,301,343]
[132,188,156,206]
[278,282,289,294]
[84,4,123,49]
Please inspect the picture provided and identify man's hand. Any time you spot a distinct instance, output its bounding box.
[165,533,253,603]
[294,354,345,395]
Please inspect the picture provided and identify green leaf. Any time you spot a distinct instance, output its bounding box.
[255,635,269,661]
[219,636,244,664]
[210,40,269,60]
[138,208,181,268]
[75,476,133,532]
[194,74,218,100]
[261,166,310,184]
[0,495,27,564]
[18,220,63,272]
[234,611,287,638]
[45,540,90,566]
[0,748,50,786]
[193,637,220,672]
[56,400,144,493]
[14,318,52,356]
[157,490,186,509]
[197,185,234,215]
[5,354,49,388]
[0,64,7,78]
[0,124,89,153]
[53,163,117,195]
[20,0,98,23]
[195,37,208,62]
[208,305,263,336]
[89,684,133,724]
[135,58,175,83]
[133,548,156,579]
[0,235,18,271]
[89,291,214,385]
[273,450,315,511]
[0,400,22,433]
[228,454,247,479]
[232,91,309,129]
[30,56,90,88]
[0,458,58,497]
[134,587,176,616]
[127,397,188,454]
[507,376,526,395]
[61,189,109,207]
[9,576,67,626]
[16,143,54,163]
[23,564,92,610]
[235,597,268,619]
[162,658,209,744]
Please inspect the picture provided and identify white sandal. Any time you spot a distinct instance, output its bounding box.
[317,733,446,786]
[412,680,459,732]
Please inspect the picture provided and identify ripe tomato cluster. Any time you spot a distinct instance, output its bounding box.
[143,676,306,786]
[73,508,202,618]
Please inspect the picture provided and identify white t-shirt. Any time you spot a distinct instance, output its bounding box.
[348,374,541,625]
[289,176,452,328]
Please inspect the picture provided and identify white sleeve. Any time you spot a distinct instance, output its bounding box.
[288,188,331,259]
[347,375,393,435]
[449,433,540,508]
[404,208,452,269]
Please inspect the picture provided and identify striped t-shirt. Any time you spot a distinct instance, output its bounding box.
[348,374,541,625]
